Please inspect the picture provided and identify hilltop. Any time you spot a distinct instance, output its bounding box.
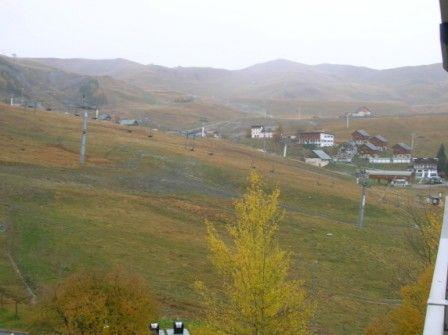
[0,103,425,334]
[2,55,448,131]
[31,57,448,106]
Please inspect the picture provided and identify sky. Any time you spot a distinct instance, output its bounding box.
[0,0,443,70]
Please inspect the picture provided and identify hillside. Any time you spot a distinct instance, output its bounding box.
[0,103,426,334]
[0,56,243,130]
[32,57,448,110]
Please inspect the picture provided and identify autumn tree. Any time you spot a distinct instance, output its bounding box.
[406,204,442,265]
[30,269,158,335]
[365,205,442,334]
[196,172,314,335]
[365,266,433,335]
[273,124,284,144]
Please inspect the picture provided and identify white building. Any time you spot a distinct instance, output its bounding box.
[413,158,439,180]
[349,107,373,118]
[251,125,274,139]
[297,132,335,147]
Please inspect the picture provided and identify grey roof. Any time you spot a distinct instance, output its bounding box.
[372,135,388,143]
[312,149,332,160]
[362,142,381,151]
[354,129,369,137]
[119,119,139,126]
[366,169,412,177]
[394,142,412,151]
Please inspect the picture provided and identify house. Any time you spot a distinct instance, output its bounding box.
[352,129,370,145]
[297,132,334,147]
[305,150,332,167]
[119,119,140,126]
[98,113,112,121]
[251,125,274,139]
[369,135,388,151]
[358,142,381,158]
[393,143,412,159]
[349,107,373,118]
[366,169,413,184]
[413,158,439,180]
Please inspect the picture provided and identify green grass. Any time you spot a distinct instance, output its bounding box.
[0,104,426,334]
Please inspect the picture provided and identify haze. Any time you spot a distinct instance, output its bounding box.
[0,0,442,69]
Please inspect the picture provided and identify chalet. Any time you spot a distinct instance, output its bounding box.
[413,158,439,180]
[393,143,412,159]
[352,129,370,145]
[369,135,388,151]
[251,125,274,139]
[358,142,381,158]
[366,169,413,183]
[305,150,332,167]
[349,106,373,118]
[119,119,140,126]
[297,132,334,147]
[98,113,112,121]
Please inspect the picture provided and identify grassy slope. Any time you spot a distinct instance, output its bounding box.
[0,104,422,334]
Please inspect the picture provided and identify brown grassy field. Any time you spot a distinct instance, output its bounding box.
[0,103,431,334]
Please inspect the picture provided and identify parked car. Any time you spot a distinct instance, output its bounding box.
[428,177,443,185]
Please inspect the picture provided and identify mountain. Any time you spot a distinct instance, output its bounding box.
[31,57,448,106]
[0,56,242,129]
[3,55,448,128]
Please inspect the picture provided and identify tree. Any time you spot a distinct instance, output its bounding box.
[406,205,442,265]
[436,144,447,176]
[30,269,158,335]
[273,124,284,145]
[365,266,433,335]
[196,172,314,335]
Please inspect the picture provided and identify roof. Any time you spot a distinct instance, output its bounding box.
[361,142,380,151]
[299,131,333,136]
[353,129,369,137]
[394,143,412,151]
[414,158,438,165]
[366,169,413,177]
[371,135,388,143]
[251,125,263,128]
[119,119,139,126]
[311,150,332,160]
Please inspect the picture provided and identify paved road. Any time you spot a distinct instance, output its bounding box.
[0,331,28,335]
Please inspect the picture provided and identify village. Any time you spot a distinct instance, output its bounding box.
[248,119,445,189]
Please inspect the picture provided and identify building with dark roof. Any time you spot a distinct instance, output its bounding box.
[370,135,388,151]
[358,142,381,158]
[393,143,412,159]
[352,129,370,145]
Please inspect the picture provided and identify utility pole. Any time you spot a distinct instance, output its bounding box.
[346,114,350,129]
[357,169,369,228]
[411,132,416,151]
[80,111,88,165]
[283,142,287,158]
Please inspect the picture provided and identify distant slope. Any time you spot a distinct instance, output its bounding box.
[31,57,448,107]
[0,56,244,129]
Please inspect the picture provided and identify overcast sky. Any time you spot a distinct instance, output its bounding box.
[0,0,442,69]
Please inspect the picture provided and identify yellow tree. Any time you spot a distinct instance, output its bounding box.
[30,269,158,335]
[365,266,433,335]
[196,172,314,335]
